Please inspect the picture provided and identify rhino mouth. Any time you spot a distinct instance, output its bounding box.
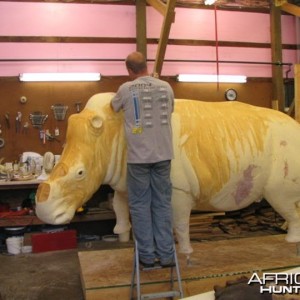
[54,210,73,224]
[36,201,76,225]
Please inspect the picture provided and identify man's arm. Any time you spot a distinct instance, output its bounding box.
[110,100,115,111]
[110,90,123,112]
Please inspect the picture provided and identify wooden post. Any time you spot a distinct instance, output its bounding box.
[136,0,147,58]
[297,242,300,256]
[295,65,300,122]
[270,1,285,112]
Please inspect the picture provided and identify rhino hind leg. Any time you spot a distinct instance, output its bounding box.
[285,214,300,243]
[265,190,300,243]
[112,191,131,242]
[172,189,194,255]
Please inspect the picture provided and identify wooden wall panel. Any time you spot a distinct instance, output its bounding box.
[0,77,272,163]
[168,79,272,107]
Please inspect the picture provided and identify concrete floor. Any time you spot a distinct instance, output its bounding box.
[0,206,286,300]
[0,240,134,300]
[2,234,297,300]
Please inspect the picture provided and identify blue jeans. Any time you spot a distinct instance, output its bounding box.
[127,160,174,264]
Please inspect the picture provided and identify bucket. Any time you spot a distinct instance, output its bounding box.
[4,226,26,237]
[6,236,23,255]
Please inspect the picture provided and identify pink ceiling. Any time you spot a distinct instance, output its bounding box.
[0,2,297,77]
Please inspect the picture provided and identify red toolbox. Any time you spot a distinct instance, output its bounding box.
[31,229,77,253]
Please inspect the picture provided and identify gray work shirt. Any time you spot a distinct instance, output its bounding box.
[111,76,174,163]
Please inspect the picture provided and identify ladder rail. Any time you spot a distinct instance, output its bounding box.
[141,290,181,300]
[130,240,184,300]
[173,243,184,298]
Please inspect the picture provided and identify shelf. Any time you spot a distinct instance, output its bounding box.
[0,179,42,190]
[0,180,115,227]
[0,209,116,228]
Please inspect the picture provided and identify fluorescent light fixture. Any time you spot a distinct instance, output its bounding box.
[177,74,247,83]
[204,0,216,4]
[19,72,101,82]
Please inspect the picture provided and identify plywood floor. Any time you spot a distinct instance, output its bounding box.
[78,234,300,299]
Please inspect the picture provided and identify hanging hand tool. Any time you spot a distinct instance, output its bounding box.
[15,112,22,133]
[45,130,60,143]
[15,115,18,133]
[75,102,82,113]
[5,112,10,129]
[18,112,22,132]
[22,122,29,134]
[49,135,60,143]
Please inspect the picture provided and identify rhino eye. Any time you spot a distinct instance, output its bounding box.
[76,168,86,179]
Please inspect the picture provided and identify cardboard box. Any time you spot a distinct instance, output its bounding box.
[31,229,77,253]
[23,232,33,246]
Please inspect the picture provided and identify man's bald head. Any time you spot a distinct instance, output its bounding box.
[125,52,148,77]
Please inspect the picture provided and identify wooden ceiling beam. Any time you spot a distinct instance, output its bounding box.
[0,0,272,13]
[281,2,300,16]
[146,0,167,16]
[151,0,176,76]
[0,36,296,50]
[275,0,300,16]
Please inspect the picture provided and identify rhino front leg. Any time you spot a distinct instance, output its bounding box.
[172,188,194,255]
[284,200,300,243]
[112,191,131,242]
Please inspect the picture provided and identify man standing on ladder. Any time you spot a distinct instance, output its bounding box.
[111,51,175,268]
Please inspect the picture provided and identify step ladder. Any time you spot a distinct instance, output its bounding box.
[130,240,184,300]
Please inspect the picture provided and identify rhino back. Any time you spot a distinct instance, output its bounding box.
[172,100,300,210]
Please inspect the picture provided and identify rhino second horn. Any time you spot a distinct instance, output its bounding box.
[91,116,103,128]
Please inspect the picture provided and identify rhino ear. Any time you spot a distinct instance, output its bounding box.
[91,115,103,129]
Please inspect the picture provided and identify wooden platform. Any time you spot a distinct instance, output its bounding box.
[78,234,300,300]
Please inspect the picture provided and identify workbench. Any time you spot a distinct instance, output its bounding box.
[0,179,42,190]
[0,180,115,227]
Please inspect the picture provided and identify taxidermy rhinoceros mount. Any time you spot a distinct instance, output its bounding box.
[36,92,300,255]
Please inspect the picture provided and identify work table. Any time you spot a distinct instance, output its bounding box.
[0,180,115,227]
[0,179,42,190]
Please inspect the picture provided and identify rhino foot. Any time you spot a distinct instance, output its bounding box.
[285,222,300,243]
[177,242,193,255]
[118,231,130,242]
[186,254,201,267]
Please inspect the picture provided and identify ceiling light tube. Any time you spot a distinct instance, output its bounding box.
[19,72,101,82]
[204,0,216,5]
[177,74,247,83]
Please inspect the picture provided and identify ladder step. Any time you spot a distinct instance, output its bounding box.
[141,262,176,271]
[130,241,184,300]
[140,262,163,271]
[141,290,181,300]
